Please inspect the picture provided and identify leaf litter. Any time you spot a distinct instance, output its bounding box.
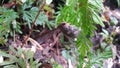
[5,22,80,68]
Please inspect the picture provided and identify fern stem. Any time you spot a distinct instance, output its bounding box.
[22,1,45,45]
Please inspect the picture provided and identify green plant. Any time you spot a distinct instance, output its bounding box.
[0,0,54,45]
[56,0,104,66]
[22,6,53,29]
[0,0,114,68]
[0,7,19,45]
[53,63,63,68]
[0,46,41,68]
[86,50,112,68]
[18,0,54,29]
[117,0,120,7]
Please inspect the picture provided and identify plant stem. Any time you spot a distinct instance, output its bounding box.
[22,1,45,44]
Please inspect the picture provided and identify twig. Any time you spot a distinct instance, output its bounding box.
[22,2,45,44]
[13,30,15,42]
[27,37,43,50]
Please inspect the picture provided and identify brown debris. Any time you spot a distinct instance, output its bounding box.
[14,23,79,68]
[3,1,16,8]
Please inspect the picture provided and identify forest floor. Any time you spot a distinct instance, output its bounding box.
[0,0,120,68]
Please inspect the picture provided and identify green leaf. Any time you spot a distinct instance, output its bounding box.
[117,0,120,7]
[16,47,24,57]
[0,7,19,44]
[23,49,34,60]
[16,58,26,68]
[0,61,16,66]
[22,7,52,29]
[4,65,19,68]
[110,16,118,25]
[91,9,104,27]
[88,0,104,10]
[62,50,71,59]
[0,51,16,59]
[0,7,18,22]
[102,29,109,36]
[56,1,104,67]
[30,59,41,68]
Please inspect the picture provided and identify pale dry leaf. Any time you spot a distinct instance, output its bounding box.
[46,0,52,5]
[21,0,26,3]
[115,27,120,33]
[21,53,25,59]
[106,58,113,68]
[68,59,73,68]
[31,46,36,53]
[0,56,3,63]
[26,61,30,68]
[12,20,16,29]
[112,45,117,59]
